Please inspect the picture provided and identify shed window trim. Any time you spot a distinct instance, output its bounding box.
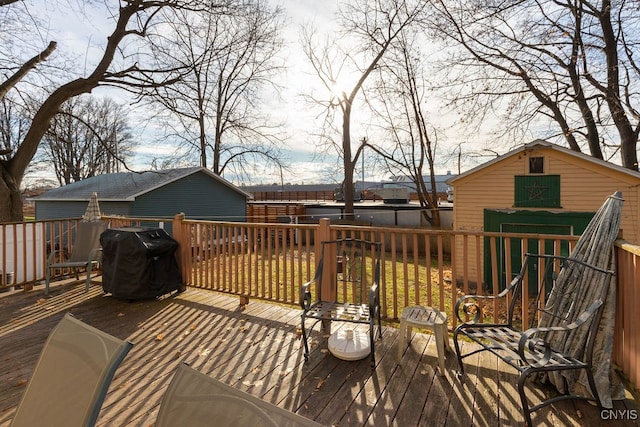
[529,156,544,174]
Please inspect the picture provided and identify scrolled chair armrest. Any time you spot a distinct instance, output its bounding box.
[455,272,523,324]
[517,329,554,368]
[300,280,314,310]
[455,295,485,324]
[454,293,505,324]
[517,299,603,367]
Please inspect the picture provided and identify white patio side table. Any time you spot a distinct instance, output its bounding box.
[398,305,451,374]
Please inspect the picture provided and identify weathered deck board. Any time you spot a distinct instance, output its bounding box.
[0,280,638,427]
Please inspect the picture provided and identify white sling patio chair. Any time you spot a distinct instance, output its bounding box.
[155,363,324,427]
[10,313,133,427]
[45,221,108,295]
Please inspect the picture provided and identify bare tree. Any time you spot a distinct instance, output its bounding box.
[147,0,287,180]
[302,0,428,219]
[0,0,233,221]
[369,32,442,227]
[37,96,134,185]
[434,0,640,170]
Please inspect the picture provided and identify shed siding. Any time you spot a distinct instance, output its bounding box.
[452,145,640,285]
[34,169,248,223]
[36,201,88,220]
[131,171,247,221]
[35,201,131,220]
[97,202,132,217]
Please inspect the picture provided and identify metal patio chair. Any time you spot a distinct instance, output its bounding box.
[155,363,323,427]
[45,221,108,295]
[453,192,623,426]
[300,238,382,368]
[10,313,133,427]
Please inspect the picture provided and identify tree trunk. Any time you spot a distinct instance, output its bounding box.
[598,0,638,170]
[342,103,355,220]
[0,163,22,221]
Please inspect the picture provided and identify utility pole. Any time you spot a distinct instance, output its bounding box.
[361,137,366,199]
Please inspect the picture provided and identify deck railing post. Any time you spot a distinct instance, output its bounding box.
[172,213,188,291]
[317,218,336,332]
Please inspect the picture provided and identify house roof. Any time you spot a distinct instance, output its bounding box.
[447,139,640,184]
[34,167,252,201]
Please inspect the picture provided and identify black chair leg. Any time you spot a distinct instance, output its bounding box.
[300,315,309,362]
[517,369,535,427]
[453,329,465,375]
[585,367,602,411]
[369,325,375,369]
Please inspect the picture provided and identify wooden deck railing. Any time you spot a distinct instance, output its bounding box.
[0,218,86,288]
[171,216,582,326]
[614,240,640,390]
[2,216,638,390]
[0,216,166,290]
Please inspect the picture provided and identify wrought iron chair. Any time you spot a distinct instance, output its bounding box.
[10,313,133,427]
[453,254,613,426]
[45,221,108,295]
[454,191,623,426]
[300,238,382,368]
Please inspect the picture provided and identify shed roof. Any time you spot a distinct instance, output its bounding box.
[34,167,251,201]
[447,140,640,184]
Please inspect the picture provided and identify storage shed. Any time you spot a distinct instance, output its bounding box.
[447,140,640,288]
[34,167,250,222]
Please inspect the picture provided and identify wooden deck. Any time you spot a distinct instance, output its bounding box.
[0,280,638,426]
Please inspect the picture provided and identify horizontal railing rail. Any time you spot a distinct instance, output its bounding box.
[102,215,171,230]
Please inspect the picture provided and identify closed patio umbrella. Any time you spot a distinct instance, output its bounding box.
[541,191,624,407]
[82,192,102,222]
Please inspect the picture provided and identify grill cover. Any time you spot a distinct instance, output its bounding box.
[100,227,182,299]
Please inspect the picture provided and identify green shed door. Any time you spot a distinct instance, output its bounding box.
[502,223,572,292]
[484,209,594,292]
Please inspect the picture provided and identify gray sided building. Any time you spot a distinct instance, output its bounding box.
[33,167,250,222]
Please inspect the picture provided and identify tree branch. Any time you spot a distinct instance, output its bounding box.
[0,41,57,100]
